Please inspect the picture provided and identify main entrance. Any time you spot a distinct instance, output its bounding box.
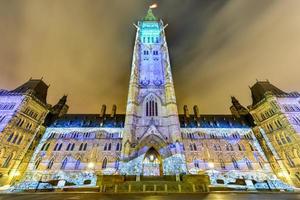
[142,147,162,176]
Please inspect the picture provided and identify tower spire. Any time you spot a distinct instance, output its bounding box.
[143,7,157,21]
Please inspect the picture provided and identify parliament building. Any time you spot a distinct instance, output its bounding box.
[0,8,299,192]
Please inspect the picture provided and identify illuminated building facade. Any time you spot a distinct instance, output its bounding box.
[0,79,50,186]
[0,9,295,191]
[249,81,300,187]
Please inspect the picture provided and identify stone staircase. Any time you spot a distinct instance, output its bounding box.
[97,175,210,193]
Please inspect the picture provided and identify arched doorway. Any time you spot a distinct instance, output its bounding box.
[142,147,162,176]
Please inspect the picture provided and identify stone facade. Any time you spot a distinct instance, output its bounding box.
[0,9,297,191]
[0,79,50,186]
[249,81,300,187]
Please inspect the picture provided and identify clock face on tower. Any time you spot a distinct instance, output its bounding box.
[139,21,164,88]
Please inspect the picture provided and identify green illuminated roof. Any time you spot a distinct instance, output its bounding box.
[143,8,157,21]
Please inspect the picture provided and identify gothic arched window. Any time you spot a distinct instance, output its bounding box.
[286,153,296,168]
[79,143,83,151]
[145,96,158,117]
[58,143,63,151]
[116,143,120,151]
[47,158,54,169]
[102,157,107,169]
[220,159,226,170]
[34,157,42,170]
[115,159,119,169]
[2,153,13,168]
[245,158,253,170]
[75,158,81,170]
[7,133,14,142]
[61,158,68,170]
[232,157,239,169]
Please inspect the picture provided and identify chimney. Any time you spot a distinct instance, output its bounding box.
[111,104,117,118]
[183,105,190,118]
[193,105,200,118]
[100,104,106,118]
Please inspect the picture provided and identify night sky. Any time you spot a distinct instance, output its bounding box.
[0,0,300,114]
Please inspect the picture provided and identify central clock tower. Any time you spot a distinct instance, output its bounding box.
[121,8,187,175]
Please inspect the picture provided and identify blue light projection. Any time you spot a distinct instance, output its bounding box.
[138,21,164,88]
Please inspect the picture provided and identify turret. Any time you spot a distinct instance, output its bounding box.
[52,95,68,117]
[230,96,248,118]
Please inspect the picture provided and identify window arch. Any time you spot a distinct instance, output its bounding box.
[108,143,111,151]
[2,153,14,168]
[79,143,83,151]
[115,159,120,170]
[245,158,253,170]
[102,157,107,169]
[116,143,120,151]
[286,153,296,168]
[12,134,19,144]
[47,158,54,169]
[7,133,14,142]
[17,135,23,145]
[145,95,159,117]
[193,143,197,151]
[194,159,199,168]
[75,158,81,170]
[61,158,68,169]
[232,157,239,169]
[104,143,107,151]
[83,143,87,151]
[71,143,75,151]
[220,159,225,170]
[58,143,63,151]
[34,157,42,170]
[249,144,254,151]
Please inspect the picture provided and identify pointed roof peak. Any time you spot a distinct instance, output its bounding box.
[143,8,157,21]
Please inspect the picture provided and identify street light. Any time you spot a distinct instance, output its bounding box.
[87,162,95,169]
[208,162,214,169]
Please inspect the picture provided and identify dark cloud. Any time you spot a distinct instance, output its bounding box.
[0,0,299,114]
